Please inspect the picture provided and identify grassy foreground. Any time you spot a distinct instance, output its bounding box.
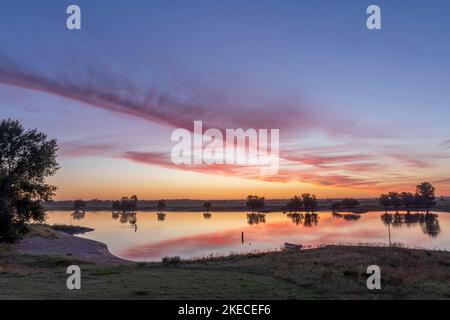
[1,226,450,299]
[0,251,310,300]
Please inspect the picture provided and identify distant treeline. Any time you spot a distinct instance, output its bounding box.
[46,182,449,212]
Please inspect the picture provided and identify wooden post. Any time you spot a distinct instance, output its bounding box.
[241,232,244,244]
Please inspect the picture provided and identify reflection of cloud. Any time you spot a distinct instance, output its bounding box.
[120,217,385,260]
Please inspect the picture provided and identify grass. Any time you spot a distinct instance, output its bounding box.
[185,245,450,299]
[28,224,58,239]
[1,244,450,299]
[0,254,310,299]
[50,224,94,235]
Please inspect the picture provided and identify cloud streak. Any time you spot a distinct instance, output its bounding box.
[0,56,331,135]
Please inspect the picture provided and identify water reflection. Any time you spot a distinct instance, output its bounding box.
[380,213,441,237]
[247,213,266,225]
[332,212,361,221]
[203,212,212,219]
[287,213,320,227]
[118,212,137,225]
[71,210,85,220]
[45,210,450,261]
[303,213,319,227]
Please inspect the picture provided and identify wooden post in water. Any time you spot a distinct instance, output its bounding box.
[241,232,244,244]
[388,223,392,247]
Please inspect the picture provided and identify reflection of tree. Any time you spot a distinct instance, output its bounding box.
[422,214,441,237]
[71,210,85,220]
[112,211,120,220]
[247,213,266,225]
[287,213,319,227]
[303,213,319,227]
[116,212,137,225]
[287,213,303,225]
[380,213,441,237]
[157,212,166,222]
[203,212,212,219]
[332,212,361,221]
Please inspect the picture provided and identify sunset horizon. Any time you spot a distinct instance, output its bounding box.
[2,2,450,202]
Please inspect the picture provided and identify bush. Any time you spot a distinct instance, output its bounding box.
[162,256,182,265]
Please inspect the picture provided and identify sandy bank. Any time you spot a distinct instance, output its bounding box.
[14,225,130,265]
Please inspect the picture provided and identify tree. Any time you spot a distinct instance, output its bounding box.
[340,198,360,209]
[379,194,391,212]
[388,192,402,213]
[400,192,416,213]
[73,199,86,212]
[301,193,318,212]
[331,201,341,213]
[157,199,166,212]
[415,182,436,213]
[286,196,303,213]
[331,198,359,212]
[0,119,59,242]
[203,201,212,212]
[246,195,265,212]
[112,195,138,212]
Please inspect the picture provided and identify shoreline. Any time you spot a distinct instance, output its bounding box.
[10,224,450,266]
[3,227,450,299]
[13,225,130,265]
[43,207,450,213]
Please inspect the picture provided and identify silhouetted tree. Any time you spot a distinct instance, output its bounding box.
[400,192,416,214]
[0,119,59,242]
[379,194,391,212]
[415,182,436,213]
[73,199,86,212]
[332,198,360,212]
[112,195,138,212]
[157,199,166,212]
[203,201,212,212]
[286,196,303,213]
[301,193,317,212]
[331,201,341,213]
[388,192,402,213]
[246,195,265,212]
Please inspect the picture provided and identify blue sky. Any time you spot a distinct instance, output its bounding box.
[1,0,449,199]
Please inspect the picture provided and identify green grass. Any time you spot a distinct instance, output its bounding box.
[2,245,450,299]
[185,245,450,299]
[0,259,311,299]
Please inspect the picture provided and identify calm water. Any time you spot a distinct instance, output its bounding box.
[46,211,450,262]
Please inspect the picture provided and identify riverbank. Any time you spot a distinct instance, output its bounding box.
[44,197,450,213]
[1,225,450,299]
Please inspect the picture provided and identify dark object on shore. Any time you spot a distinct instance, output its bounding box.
[162,256,181,265]
[51,224,94,235]
[284,242,303,250]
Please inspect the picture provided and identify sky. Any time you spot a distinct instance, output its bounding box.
[1,0,449,200]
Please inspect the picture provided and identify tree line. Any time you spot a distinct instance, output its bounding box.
[378,182,436,213]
